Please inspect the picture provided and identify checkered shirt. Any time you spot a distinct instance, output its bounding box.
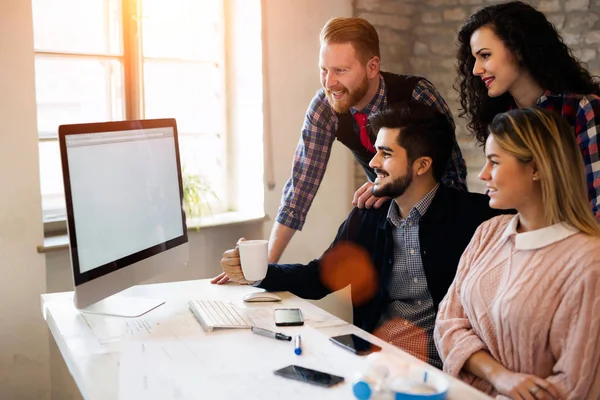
[536,91,600,219]
[276,74,467,231]
[374,184,442,369]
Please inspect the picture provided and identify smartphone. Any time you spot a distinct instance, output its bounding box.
[274,308,304,326]
[329,333,382,356]
[274,365,344,387]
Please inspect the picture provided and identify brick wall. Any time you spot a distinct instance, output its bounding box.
[353,0,600,193]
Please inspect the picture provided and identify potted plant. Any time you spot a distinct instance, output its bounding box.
[182,166,219,229]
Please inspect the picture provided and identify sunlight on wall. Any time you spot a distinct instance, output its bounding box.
[227,0,265,217]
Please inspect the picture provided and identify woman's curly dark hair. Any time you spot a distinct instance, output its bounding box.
[457,1,600,146]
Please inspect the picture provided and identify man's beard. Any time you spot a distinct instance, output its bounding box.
[325,73,369,113]
[371,166,413,198]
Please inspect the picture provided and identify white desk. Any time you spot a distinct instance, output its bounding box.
[42,279,491,400]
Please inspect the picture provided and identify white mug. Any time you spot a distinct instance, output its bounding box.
[238,240,269,281]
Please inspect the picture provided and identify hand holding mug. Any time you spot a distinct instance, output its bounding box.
[211,238,268,285]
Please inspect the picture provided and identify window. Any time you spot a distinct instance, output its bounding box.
[32,0,234,230]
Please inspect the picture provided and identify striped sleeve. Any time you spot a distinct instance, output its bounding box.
[275,91,337,230]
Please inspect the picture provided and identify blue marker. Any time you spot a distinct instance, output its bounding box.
[294,334,302,355]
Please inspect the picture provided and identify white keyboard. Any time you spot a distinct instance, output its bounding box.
[188,299,253,332]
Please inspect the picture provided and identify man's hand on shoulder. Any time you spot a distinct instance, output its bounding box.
[353,181,390,209]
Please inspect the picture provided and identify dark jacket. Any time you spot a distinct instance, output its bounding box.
[259,185,507,334]
[335,72,422,182]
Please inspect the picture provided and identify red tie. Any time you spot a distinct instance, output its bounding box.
[353,112,375,153]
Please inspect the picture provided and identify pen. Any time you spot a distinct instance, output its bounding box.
[294,334,302,355]
[251,326,292,341]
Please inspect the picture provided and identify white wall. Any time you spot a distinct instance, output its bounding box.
[262,0,354,264]
[0,1,50,398]
[41,0,354,397]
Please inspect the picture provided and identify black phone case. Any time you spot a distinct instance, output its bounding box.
[273,365,344,388]
[329,334,381,356]
[275,321,304,326]
[330,336,360,354]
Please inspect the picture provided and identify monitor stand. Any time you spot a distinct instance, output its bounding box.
[78,295,165,318]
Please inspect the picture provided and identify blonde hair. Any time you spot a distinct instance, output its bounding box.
[320,17,380,63]
[488,107,600,236]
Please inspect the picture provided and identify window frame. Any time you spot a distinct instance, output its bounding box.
[34,0,231,235]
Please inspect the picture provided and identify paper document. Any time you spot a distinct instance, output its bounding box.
[118,325,367,400]
[241,302,347,330]
[304,307,349,329]
[79,300,205,352]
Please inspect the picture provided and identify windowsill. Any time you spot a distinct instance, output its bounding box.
[185,211,268,229]
[37,212,269,254]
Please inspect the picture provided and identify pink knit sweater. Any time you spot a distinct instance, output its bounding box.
[434,215,600,399]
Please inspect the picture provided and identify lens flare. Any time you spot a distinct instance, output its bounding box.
[319,241,378,305]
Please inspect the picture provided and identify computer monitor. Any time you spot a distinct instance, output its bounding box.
[58,118,189,317]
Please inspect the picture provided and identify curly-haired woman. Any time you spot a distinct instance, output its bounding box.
[456,1,600,219]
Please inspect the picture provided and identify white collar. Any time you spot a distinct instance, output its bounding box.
[500,215,580,250]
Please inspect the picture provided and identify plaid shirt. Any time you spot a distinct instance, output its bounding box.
[536,91,600,219]
[277,74,468,230]
[375,184,442,369]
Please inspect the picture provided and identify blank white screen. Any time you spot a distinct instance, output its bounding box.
[66,128,184,274]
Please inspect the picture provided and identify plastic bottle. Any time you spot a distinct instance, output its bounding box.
[352,353,393,400]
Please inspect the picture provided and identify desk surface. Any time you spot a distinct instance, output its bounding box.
[42,279,491,400]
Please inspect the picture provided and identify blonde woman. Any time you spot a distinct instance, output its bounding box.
[434,108,600,400]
